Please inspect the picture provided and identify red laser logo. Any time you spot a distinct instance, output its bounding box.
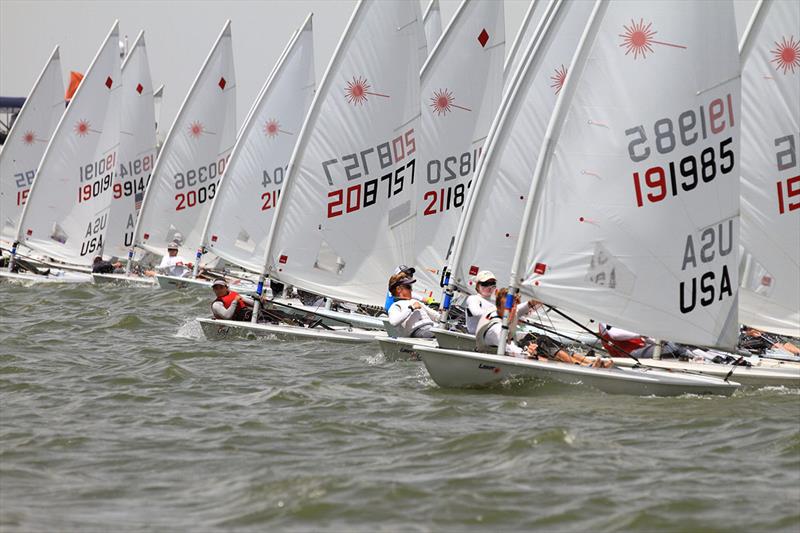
[264,118,292,138]
[345,76,389,106]
[771,36,800,74]
[619,19,686,60]
[550,65,567,94]
[188,121,205,138]
[429,89,471,116]
[22,131,36,145]
[74,120,91,137]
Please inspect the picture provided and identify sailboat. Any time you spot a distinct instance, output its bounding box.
[93,30,158,286]
[0,46,64,250]
[199,15,314,282]
[422,0,443,53]
[198,0,424,342]
[610,0,800,387]
[430,0,597,351]
[128,21,236,289]
[378,0,506,359]
[415,0,743,396]
[2,21,121,285]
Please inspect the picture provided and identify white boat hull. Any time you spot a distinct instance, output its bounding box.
[0,270,92,285]
[416,346,739,396]
[265,300,385,330]
[197,317,380,344]
[432,328,475,351]
[92,273,156,286]
[154,274,256,292]
[611,357,800,388]
[377,336,436,361]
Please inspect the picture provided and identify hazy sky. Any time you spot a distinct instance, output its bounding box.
[1,0,756,130]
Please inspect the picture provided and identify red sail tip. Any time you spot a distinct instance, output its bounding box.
[477,29,489,48]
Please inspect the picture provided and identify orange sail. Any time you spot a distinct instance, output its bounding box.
[65,71,84,101]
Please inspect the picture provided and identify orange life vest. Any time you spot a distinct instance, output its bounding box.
[598,325,646,357]
[216,290,245,310]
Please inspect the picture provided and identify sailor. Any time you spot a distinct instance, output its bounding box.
[210,279,255,321]
[464,270,497,334]
[475,288,609,367]
[598,323,693,359]
[92,256,122,274]
[155,242,191,277]
[384,265,416,311]
[387,272,440,338]
[738,326,800,356]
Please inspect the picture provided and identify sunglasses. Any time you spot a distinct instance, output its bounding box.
[478,280,496,287]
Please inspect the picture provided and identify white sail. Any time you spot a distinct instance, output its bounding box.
[738,0,800,337]
[0,46,64,243]
[414,0,505,296]
[517,0,741,350]
[153,84,165,149]
[504,0,547,85]
[423,0,443,53]
[16,22,121,265]
[448,0,591,293]
[105,31,156,258]
[132,21,236,257]
[264,0,423,307]
[202,16,315,273]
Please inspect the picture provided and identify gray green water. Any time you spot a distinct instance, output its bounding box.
[1,282,798,532]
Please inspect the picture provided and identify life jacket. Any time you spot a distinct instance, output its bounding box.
[598,325,646,357]
[214,290,248,321]
[475,311,502,353]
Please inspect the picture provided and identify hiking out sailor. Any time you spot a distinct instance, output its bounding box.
[738,326,800,356]
[464,270,497,334]
[384,265,421,311]
[92,256,123,274]
[598,323,693,359]
[476,288,610,367]
[210,279,255,321]
[387,272,440,338]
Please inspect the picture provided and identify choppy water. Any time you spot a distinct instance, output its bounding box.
[1,282,798,532]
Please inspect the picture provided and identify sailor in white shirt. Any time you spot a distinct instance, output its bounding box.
[476,288,538,356]
[464,270,497,334]
[387,272,440,338]
[157,242,191,277]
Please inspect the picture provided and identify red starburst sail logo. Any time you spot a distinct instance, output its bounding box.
[429,89,471,116]
[22,131,36,145]
[619,19,686,60]
[550,65,567,95]
[771,36,800,74]
[264,118,292,138]
[344,76,389,106]
[74,119,92,137]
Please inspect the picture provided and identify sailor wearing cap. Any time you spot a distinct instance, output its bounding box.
[384,265,416,311]
[464,270,497,334]
[386,272,440,338]
[156,242,191,277]
[210,279,256,321]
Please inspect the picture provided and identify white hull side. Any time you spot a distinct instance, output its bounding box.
[154,274,256,292]
[432,328,475,351]
[377,336,436,361]
[91,273,156,286]
[0,270,92,285]
[196,317,379,344]
[265,301,385,330]
[416,347,739,397]
[611,358,800,388]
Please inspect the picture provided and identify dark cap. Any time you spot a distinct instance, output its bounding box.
[389,276,416,292]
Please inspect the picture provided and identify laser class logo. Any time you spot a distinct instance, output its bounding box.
[188,121,214,139]
[264,118,292,138]
[771,36,800,74]
[22,131,36,145]
[429,89,471,116]
[74,119,92,137]
[344,76,389,106]
[619,19,686,60]
[550,65,567,95]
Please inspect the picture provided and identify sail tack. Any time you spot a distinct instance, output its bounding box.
[133,21,236,256]
[16,22,121,265]
[738,0,800,337]
[519,0,741,350]
[105,31,157,258]
[0,47,64,243]
[203,16,315,273]
[415,0,505,295]
[264,0,424,307]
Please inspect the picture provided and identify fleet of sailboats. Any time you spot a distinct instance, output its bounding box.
[1,0,798,396]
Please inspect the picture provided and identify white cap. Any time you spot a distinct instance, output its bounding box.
[474,270,496,283]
